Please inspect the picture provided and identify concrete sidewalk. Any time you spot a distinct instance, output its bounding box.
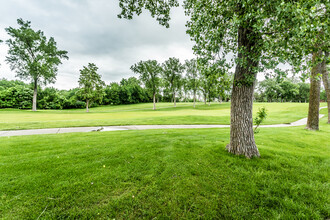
[0,112,325,137]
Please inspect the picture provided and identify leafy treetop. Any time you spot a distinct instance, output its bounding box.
[130,60,162,95]
[5,18,68,85]
[78,63,105,103]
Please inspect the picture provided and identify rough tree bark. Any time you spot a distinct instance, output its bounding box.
[306,51,322,130]
[32,78,38,111]
[86,99,89,113]
[321,52,330,124]
[226,25,261,158]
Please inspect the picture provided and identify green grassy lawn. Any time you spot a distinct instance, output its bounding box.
[1,122,329,219]
[0,102,326,130]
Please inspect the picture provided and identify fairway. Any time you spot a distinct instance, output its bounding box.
[1,120,329,219]
[0,102,327,130]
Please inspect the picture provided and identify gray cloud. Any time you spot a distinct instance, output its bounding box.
[0,0,194,89]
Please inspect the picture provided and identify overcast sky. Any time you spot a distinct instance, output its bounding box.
[0,0,195,89]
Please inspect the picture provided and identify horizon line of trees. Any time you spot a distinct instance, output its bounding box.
[1,75,327,110]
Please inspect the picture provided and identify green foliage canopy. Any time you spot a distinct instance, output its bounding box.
[162,57,184,94]
[131,60,162,97]
[78,63,105,105]
[5,18,68,85]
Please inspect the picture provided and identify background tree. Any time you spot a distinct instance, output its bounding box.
[104,82,121,105]
[257,78,283,102]
[5,18,68,111]
[185,59,199,108]
[280,80,299,102]
[131,60,162,110]
[162,57,184,107]
[119,77,146,104]
[199,64,217,106]
[215,69,232,104]
[181,77,190,102]
[78,63,105,112]
[276,1,329,130]
[297,82,310,103]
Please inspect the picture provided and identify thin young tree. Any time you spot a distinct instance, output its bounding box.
[78,63,105,113]
[131,60,162,110]
[117,0,324,158]
[162,57,184,107]
[185,59,199,108]
[5,18,68,111]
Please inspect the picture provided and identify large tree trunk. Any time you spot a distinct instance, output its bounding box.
[306,51,322,130]
[226,25,261,158]
[86,99,89,113]
[32,78,38,111]
[193,90,196,108]
[321,52,330,124]
[153,92,156,110]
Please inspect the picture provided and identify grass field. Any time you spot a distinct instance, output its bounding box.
[0,102,327,130]
[1,120,329,219]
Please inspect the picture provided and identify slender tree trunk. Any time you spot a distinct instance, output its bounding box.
[86,99,89,113]
[173,91,176,107]
[204,94,206,105]
[321,52,330,124]
[306,51,322,130]
[32,78,38,111]
[226,25,261,158]
[153,92,156,110]
[193,90,196,108]
[219,95,222,104]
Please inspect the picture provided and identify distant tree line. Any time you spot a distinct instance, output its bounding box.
[255,77,327,103]
[0,57,233,110]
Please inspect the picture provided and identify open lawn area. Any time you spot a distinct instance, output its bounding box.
[0,119,329,219]
[0,102,327,130]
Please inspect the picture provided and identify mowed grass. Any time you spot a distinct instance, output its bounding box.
[0,102,326,130]
[0,122,329,219]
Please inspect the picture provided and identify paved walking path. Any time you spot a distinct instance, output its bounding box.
[0,107,327,137]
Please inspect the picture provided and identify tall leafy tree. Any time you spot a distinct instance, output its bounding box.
[5,18,68,111]
[200,63,217,106]
[78,63,105,112]
[131,60,162,110]
[185,59,199,108]
[162,57,184,107]
[117,0,322,158]
[276,1,329,130]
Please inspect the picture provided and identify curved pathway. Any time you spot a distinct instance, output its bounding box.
[0,107,327,137]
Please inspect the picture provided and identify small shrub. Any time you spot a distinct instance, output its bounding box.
[254,107,267,133]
